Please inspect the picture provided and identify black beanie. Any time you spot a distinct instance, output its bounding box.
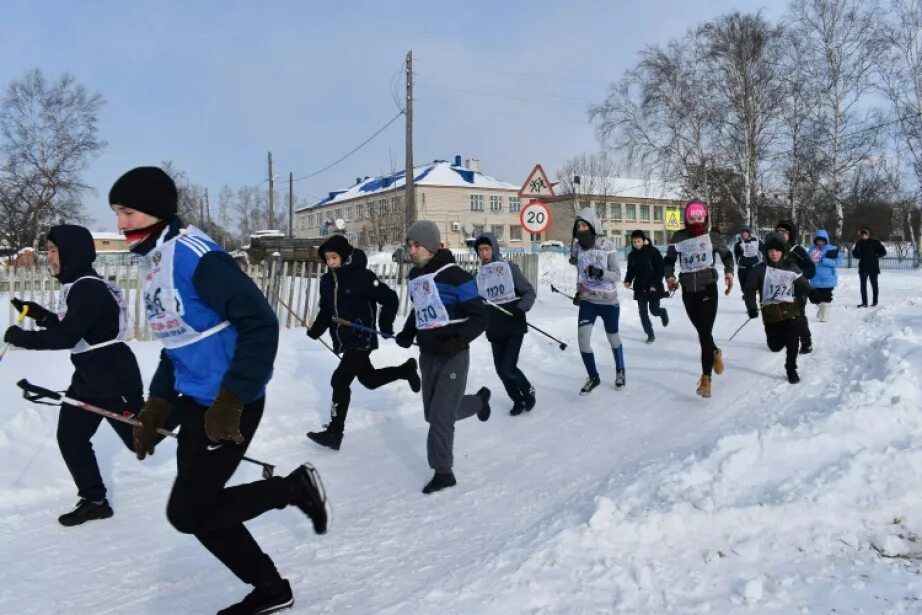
[630,229,646,240]
[764,233,786,255]
[109,167,178,220]
[318,234,353,261]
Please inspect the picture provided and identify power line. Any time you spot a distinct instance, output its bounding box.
[415,56,613,87]
[415,79,593,107]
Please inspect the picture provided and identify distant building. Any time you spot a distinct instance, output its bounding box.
[92,232,128,253]
[295,157,525,250]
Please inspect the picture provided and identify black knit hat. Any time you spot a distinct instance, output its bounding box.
[109,167,178,220]
[318,233,353,261]
[764,232,787,256]
[631,229,646,240]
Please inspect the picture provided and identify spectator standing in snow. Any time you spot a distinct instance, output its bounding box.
[624,229,668,344]
[663,201,734,398]
[110,166,329,615]
[851,227,887,307]
[807,229,841,322]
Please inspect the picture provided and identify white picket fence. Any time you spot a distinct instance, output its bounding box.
[2,253,540,341]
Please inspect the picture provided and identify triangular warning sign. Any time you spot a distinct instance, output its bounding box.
[518,164,556,199]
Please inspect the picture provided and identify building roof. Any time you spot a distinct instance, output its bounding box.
[554,177,683,201]
[298,159,518,212]
[92,232,126,241]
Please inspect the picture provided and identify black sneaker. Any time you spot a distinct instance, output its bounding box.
[217,578,293,615]
[787,369,800,384]
[799,342,812,355]
[857,303,868,308]
[476,387,491,422]
[645,333,655,344]
[404,358,421,393]
[509,402,525,416]
[58,498,113,527]
[615,369,626,391]
[422,471,456,494]
[287,463,329,535]
[660,309,669,327]
[307,426,343,451]
[522,386,536,412]
[579,375,601,396]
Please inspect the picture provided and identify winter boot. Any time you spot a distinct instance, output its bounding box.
[58,498,113,527]
[476,387,491,422]
[579,375,601,396]
[713,348,725,375]
[615,369,626,391]
[799,341,812,355]
[404,358,421,393]
[522,385,536,412]
[660,308,669,327]
[817,302,831,322]
[217,578,293,615]
[509,402,525,416]
[422,471,456,494]
[645,333,655,344]
[287,463,329,535]
[787,368,800,384]
[307,425,343,451]
[857,303,868,308]
[696,375,712,398]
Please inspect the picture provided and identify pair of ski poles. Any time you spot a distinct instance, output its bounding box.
[0,306,30,362]
[16,379,276,478]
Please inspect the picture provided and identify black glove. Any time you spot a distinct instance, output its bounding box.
[133,396,173,460]
[395,330,415,348]
[204,388,245,445]
[572,295,580,306]
[3,326,27,346]
[306,323,322,339]
[379,325,394,338]
[10,298,51,324]
[585,265,605,281]
[434,335,468,356]
[748,308,759,319]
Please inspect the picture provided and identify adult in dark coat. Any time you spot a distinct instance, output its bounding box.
[851,227,887,307]
[624,229,668,343]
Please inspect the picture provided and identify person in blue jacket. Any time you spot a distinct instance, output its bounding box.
[306,234,421,450]
[109,166,329,615]
[807,229,841,322]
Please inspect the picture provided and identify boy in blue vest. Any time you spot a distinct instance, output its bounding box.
[110,166,329,615]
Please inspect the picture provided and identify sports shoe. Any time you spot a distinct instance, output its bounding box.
[287,463,329,535]
[306,425,343,451]
[579,375,601,396]
[799,342,812,355]
[787,369,800,384]
[422,471,456,494]
[509,402,525,416]
[58,498,113,527]
[857,303,868,308]
[713,348,724,375]
[660,309,669,327]
[476,387,491,422]
[217,578,293,615]
[615,369,626,390]
[645,333,655,344]
[522,385,536,412]
[404,358,421,393]
[696,375,712,398]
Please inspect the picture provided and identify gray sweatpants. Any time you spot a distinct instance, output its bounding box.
[420,348,482,473]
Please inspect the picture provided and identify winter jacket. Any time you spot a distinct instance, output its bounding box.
[663,229,734,293]
[734,236,762,271]
[624,243,665,301]
[398,249,490,356]
[11,225,144,401]
[569,207,620,305]
[744,258,811,325]
[852,238,886,275]
[143,219,278,406]
[774,220,816,280]
[807,229,841,289]
[474,233,536,341]
[308,248,398,353]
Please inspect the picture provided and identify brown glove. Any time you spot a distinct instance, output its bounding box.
[204,388,245,445]
[133,396,173,460]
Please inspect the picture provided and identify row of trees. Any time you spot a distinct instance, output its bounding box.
[585,0,922,254]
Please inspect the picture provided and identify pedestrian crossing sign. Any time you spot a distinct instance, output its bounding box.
[665,209,683,231]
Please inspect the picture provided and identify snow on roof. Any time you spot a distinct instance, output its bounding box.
[92,232,125,241]
[298,160,518,211]
[555,177,683,201]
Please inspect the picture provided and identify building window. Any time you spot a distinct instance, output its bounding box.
[472,224,485,236]
[626,204,636,221]
[610,203,621,221]
[579,201,590,211]
[624,232,633,246]
[345,206,352,221]
[654,206,663,222]
[509,197,521,212]
[509,225,522,241]
[391,196,401,214]
[654,230,665,246]
[378,199,387,215]
[470,194,484,211]
[490,195,503,212]
[595,202,606,220]
[493,225,505,240]
[640,204,650,221]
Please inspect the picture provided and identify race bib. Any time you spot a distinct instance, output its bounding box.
[741,240,760,258]
[676,235,714,273]
[762,267,800,304]
[577,248,614,289]
[58,276,129,353]
[476,262,516,304]
[410,264,465,330]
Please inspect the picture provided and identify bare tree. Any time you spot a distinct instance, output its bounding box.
[234,185,264,243]
[0,69,105,250]
[555,151,619,199]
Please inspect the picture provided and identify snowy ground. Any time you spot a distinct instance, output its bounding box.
[2,260,922,614]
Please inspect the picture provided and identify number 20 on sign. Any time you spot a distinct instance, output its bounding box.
[520,201,551,235]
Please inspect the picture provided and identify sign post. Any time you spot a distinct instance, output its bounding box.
[519,164,556,247]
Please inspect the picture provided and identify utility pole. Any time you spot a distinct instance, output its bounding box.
[405,50,416,227]
[289,172,294,239]
[267,151,274,230]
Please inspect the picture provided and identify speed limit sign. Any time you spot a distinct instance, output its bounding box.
[520,200,551,234]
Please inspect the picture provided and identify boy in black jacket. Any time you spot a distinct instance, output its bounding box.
[396,220,491,494]
[733,225,762,293]
[3,225,166,526]
[774,220,815,354]
[474,232,536,415]
[624,229,668,344]
[306,234,421,450]
[744,233,812,384]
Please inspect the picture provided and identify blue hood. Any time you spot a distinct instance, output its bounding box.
[814,229,830,243]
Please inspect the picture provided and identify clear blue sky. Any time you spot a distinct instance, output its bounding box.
[1,0,783,230]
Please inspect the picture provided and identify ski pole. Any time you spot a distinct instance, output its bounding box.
[334,317,418,346]
[549,284,576,301]
[16,379,276,479]
[482,299,567,351]
[270,289,339,357]
[0,306,29,362]
[728,316,753,342]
